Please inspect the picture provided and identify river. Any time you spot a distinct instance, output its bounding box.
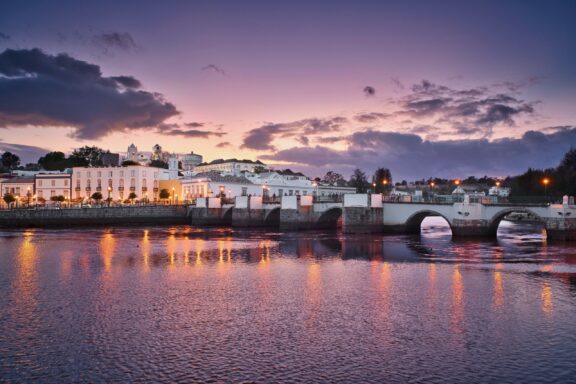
[1,218,575,383]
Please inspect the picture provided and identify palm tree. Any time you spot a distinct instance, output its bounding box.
[128,192,137,204]
[91,192,103,204]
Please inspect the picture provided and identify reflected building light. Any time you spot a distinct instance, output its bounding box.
[141,229,150,272]
[195,239,205,266]
[451,265,465,337]
[493,270,504,309]
[100,232,115,272]
[541,281,553,316]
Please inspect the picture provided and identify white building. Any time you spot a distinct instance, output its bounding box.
[35,173,72,202]
[182,152,203,171]
[193,159,266,176]
[0,177,35,207]
[72,165,162,202]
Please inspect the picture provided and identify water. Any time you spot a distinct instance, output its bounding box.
[1,218,575,383]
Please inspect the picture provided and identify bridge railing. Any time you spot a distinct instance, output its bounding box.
[313,195,344,203]
[382,194,560,206]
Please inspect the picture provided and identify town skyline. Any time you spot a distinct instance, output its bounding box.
[1,0,576,179]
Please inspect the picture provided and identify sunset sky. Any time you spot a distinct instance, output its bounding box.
[1,0,575,180]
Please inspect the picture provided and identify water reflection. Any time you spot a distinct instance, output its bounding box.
[1,221,576,383]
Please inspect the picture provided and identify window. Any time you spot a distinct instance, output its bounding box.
[77,172,81,178]
[51,190,55,197]
[87,179,91,187]
[87,172,91,178]
[120,171,124,177]
[130,178,135,187]
[64,180,68,186]
[242,187,248,196]
[289,190,293,196]
[97,179,102,188]
[51,180,56,187]
[119,179,124,187]
[131,170,135,177]
[108,179,113,187]
[97,171,101,177]
[38,191,43,199]
[109,171,113,177]
[64,190,69,196]
[38,180,43,186]
[76,180,80,188]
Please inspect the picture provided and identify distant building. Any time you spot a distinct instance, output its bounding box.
[182,152,203,171]
[0,177,35,207]
[193,159,266,175]
[35,173,72,202]
[72,165,163,202]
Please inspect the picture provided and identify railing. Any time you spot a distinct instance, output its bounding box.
[313,195,343,203]
[382,194,560,206]
[263,196,281,204]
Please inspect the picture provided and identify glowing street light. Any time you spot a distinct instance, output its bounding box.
[495,181,501,187]
[171,187,175,204]
[454,179,461,186]
[430,181,435,188]
[107,186,112,207]
[543,178,550,196]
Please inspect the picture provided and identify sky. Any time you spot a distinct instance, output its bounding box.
[1,0,575,180]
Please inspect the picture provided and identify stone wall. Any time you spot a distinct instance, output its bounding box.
[0,205,188,228]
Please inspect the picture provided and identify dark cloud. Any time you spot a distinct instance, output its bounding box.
[242,117,347,151]
[0,140,50,164]
[397,79,537,137]
[0,48,179,139]
[0,33,10,41]
[201,64,226,76]
[354,112,389,123]
[157,123,226,139]
[185,122,205,128]
[216,141,233,148]
[363,86,376,97]
[262,127,576,179]
[92,32,139,53]
[390,77,404,91]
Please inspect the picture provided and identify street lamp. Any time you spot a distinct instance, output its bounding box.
[33,194,37,208]
[175,194,178,204]
[543,178,550,196]
[454,179,460,186]
[27,187,31,207]
[171,187,175,204]
[495,181,501,187]
[107,186,112,207]
[430,181,435,188]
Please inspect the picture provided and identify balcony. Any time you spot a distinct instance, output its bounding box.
[118,187,124,191]
[142,187,148,192]
[153,188,159,192]
[96,187,102,192]
[75,187,81,191]
[130,187,136,191]
[85,187,91,191]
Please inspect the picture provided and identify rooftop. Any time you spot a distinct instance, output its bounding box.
[191,171,254,184]
[197,158,265,167]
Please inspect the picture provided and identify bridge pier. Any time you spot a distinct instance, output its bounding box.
[231,196,280,227]
[188,198,232,226]
[342,194,383,234]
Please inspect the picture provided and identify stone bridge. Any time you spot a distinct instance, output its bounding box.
[189,194,576,241]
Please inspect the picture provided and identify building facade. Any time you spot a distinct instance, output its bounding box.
[193,159,266,175]
[35,173,72,202]
[72,165,161,202]
[0,177,35,207]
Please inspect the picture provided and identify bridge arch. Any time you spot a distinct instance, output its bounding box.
[316,207,343,229]
[221,207,233,224]
[487,207,546,234]
[404,210,453,234]
[264,207,280,226]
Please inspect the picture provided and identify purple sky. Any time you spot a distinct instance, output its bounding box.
[1,0,575,180]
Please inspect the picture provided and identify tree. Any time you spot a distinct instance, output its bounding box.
[121,160,139,166]
[69,146,106,167]
[1,152,20,171]
[38,151,69,171]
[91,192,103,202]
[3,193,15,207]
[50,195,66,205]
[322,171,347,186]
[372,168,393,194]
[128,192,137,204]
[556,148,576,196]
[149,159,168,169]
[159,189,170,201]
[253,165,267,174]
[349,168,369,193]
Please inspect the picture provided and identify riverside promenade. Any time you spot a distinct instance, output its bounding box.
[0,204,188,227]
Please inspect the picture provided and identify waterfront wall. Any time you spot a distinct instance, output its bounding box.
[0,205,188,228]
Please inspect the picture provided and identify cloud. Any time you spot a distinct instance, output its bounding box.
[0,48,179,139]
[201,64,226,76]
[396,79,537,137]
[157,123,226,138]
[185,122,205,128]
[0,33,10,41]
[363,86,375,97]
[0,140,50,164]
[390,77,404,91]
[354,112,389,123]
[92,32,139,54]
[242,117,347,151]
[216,141,233,148]
[262,127,576,179]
